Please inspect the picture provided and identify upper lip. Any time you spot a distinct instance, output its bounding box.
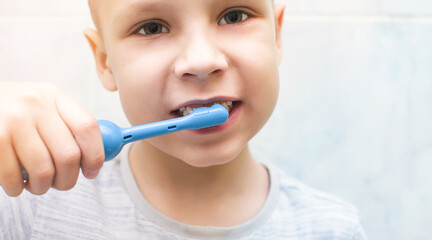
[171,96,239,112]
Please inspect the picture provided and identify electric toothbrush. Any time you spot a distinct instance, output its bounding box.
[20,104,228,181]
[99,104,229,161]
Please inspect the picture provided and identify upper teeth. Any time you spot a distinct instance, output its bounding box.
[179,101,233,116]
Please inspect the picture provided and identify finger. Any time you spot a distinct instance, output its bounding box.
[55,93,105,179]
[13,125,55,195]
[37,113,81,191]
[0,132,25,197]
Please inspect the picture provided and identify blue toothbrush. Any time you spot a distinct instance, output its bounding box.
[98,104,229,161]
[20,104,228,180]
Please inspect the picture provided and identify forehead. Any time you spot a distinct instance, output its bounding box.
[89,0,273,25]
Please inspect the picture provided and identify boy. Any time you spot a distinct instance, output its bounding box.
[0,0,367,239]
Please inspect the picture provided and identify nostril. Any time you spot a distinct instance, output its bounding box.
[182,73,194,78]
[181,70,222,81]
[211,69,223,76]
[176,57,227,81]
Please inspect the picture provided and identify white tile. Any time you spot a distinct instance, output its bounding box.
[0,16,128,125]
[0,0,89,15]
[251,19,432,239]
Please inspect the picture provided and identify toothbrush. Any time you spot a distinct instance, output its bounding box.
[20,104,228,181]
[99,104,229,161]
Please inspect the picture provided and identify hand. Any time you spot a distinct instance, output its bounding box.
[0,81,105,197]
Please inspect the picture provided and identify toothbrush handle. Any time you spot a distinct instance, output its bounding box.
[121,104,228,144]
[101,104,227,161]
[98,116,192,162]
[121,116,189,144]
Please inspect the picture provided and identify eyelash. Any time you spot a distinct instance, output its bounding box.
[133,9,252,36]
[134,21,169,36]
[218,9,251,25]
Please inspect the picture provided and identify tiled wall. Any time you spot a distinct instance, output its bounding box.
[253,1,432,239]
[1,1,431,239]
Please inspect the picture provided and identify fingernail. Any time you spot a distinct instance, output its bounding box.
[84,170,99,179]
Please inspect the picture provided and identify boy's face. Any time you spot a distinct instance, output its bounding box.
[87,0,284,167]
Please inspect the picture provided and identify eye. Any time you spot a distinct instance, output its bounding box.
[218,10,249,25]
[136,21,169,35]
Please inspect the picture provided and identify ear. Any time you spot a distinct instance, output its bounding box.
[273,3,285,64]
[84,28,118,91]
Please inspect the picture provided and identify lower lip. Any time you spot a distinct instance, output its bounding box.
[191,102,241,135]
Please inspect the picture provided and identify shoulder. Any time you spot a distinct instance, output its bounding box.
[265,165,366,239]
[277,169,360,217]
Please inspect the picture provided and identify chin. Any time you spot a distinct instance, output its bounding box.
[177,143,245,168]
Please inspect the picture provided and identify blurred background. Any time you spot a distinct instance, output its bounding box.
[0,0,431,239]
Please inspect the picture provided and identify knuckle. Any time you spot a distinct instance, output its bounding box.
[13,83,56,113]
[84,152,104,172]
[4,98,44,127]
[33,164,55,181]
[80,117,99,133]
[17,89,45,107]
[6,109,27,127]
[58,147,81,167]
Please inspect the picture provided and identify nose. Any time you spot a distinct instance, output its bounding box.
[174,33,228,82]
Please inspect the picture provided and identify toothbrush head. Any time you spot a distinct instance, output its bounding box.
[185,104,229,129]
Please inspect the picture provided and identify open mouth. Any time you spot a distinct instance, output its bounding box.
[172,100,237,117]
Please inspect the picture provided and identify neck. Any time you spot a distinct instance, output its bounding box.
[129,141,269,226]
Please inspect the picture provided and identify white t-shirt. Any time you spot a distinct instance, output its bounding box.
[1,147,367,240]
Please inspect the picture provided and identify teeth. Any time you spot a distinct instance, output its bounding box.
[221,102,228,109]
[185,107,193,116]
[178,101,234,116]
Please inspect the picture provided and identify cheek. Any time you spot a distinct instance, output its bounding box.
[109,42,174,125]
[227,30,280,117]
